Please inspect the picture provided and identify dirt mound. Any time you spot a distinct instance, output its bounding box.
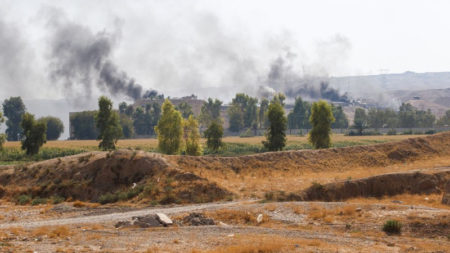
[172,132,450,175]
[298,169,450,201]
[0,150,232,204]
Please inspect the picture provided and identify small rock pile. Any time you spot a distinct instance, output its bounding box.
[115,213,173,228]
[182,213,215,226]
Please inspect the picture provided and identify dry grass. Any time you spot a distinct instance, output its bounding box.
[201,234,335,253]
[205,209,269,225]
[3,134,421,149]
[347,193,449,209]
[30,226,72,238]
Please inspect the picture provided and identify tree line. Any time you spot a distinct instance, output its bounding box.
[0,96,65,155]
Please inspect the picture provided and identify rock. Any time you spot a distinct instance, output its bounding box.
[256,214,263,223]
[132,215,163,228]
[183,213,215,226]
[156,213,173,226]
[442,181,450,205]
[392,200,403,204]
[218,221,230,227]
[387,242,395,247]
[114,221,132,228]
[355,207,362,212]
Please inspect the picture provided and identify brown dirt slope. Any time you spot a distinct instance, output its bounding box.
[171,131,450,175]
[0,150,231,203]
[299,168,450,201]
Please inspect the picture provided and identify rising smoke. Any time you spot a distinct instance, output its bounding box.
[47,11,144,101]
[259,46,350,103]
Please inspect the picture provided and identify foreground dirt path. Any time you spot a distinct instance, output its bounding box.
[0,201,249,229]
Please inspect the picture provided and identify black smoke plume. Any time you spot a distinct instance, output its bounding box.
[262,54,349,102]
[47,14,143,101]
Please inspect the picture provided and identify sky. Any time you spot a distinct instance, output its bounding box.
[1,0,450,138]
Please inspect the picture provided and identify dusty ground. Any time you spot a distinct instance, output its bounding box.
[0,197,448,252]
[0,133,449,252]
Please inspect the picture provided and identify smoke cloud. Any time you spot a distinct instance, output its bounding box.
[47,11,143,101]
[259,36,351,103]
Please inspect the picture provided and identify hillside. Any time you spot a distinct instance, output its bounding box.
[0,132,449,203]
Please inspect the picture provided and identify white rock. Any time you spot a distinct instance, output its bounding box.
[219,221,230,227]
[156,213,173,225]
[132,183,137,189]
[256,214,263,223]
[227,233,234,237]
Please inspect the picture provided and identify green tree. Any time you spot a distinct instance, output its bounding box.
[398,103,416,128]
[0,112,6,150]
[416,109,435,127]
[176,102,194,119]
[437,110,450,126]
[228,104,244,132]
[204,120,223,152]
[272,93,286,106]
[20,113,47,155]
[132,107,150,135]
[263,98,287,151]
[183,115,202,156]
[288,97,311,130]
[38,116,64,140]
[258,98,269,129]
[199,98,222,127]
[119,114,134,138]
[331,105,348,129]
[352,108,368,135]
[308,100,335,149]
[228,93,258,132]
[70,111,98,139]
[155,99,183,154]
[95,96,122,150]
[3,96,26,141]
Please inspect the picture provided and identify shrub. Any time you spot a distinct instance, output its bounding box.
[386,129,397,135]
[239,128,254,138]
[425,129,436,134]
[98,193,118,204]
[16,195,31,205]
[31,197,47,206]
[51,195,65,204]
[401,130,413,135]
[382,220,402,234]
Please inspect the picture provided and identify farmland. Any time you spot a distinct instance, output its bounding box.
[0,134,428,165]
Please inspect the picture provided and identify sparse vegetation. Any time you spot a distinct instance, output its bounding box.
[383,219,402,234]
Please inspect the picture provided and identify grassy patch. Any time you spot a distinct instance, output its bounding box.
[0,147,88,165]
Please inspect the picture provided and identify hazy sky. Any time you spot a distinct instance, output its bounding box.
[1,0,449,139]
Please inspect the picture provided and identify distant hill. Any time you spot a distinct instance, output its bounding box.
[330,71,450,91]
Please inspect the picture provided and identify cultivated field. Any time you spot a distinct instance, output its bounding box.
[0,132,448,252]
[3,134,424,149]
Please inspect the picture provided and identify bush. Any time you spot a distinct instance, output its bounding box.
[51,195,65,204]
[98,193,118,204]
[386,129,397,135]
[239,128,254,138]
[16,195,31,205]
[31,197,47,206]
[401,130,413,135]
[383,220,402,234]
[425,129,436,135]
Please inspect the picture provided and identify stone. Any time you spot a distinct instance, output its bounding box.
[218,221,230,227]
[114,221,132,228]
[391,200,403,204]
[355,207,362,212]
[156,213,173,226]
[183,213,215,226]
[132,215,163,228]
[256,214,263,223]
